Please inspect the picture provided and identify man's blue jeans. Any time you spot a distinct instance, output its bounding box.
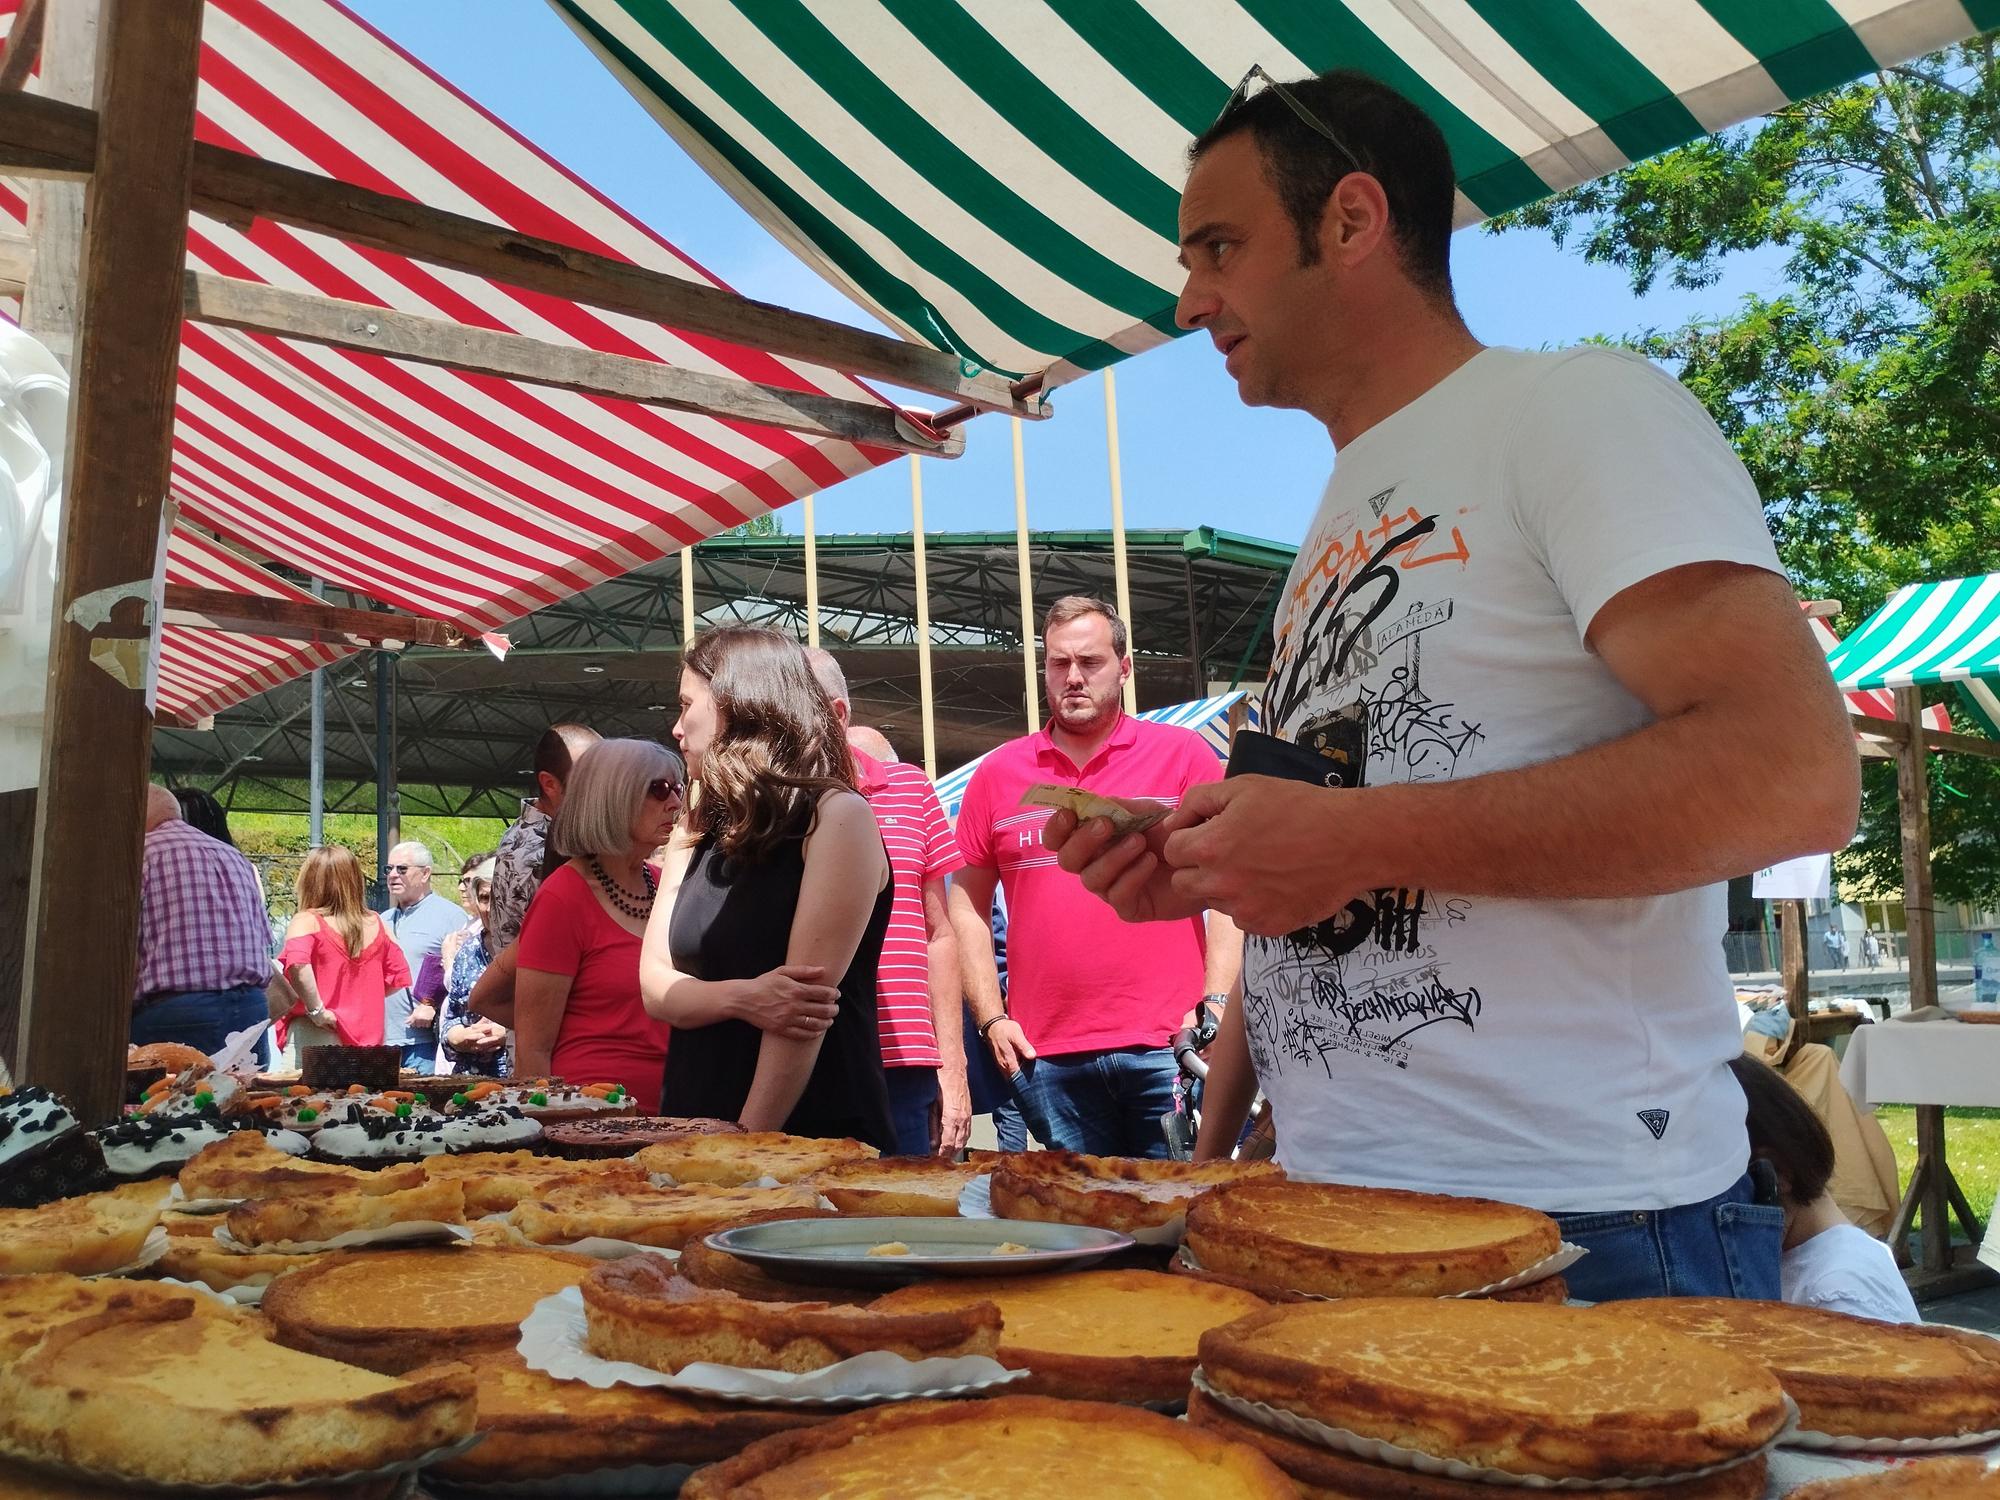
[130,984,266,1058]
[400,1039,436,1075]
[884,1066,939,1157]
[1011,1046,1179,1159]
[1552,1171,1783,1302]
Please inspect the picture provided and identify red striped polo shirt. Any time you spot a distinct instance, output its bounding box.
[854,751,965,1070]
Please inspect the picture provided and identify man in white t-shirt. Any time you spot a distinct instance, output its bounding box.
[1048,68,1860,1302]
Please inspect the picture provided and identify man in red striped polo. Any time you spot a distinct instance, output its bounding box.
[807,650,970,1158]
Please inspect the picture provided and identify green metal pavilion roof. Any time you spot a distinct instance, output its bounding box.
[1826,576,2000,737]
[555,0,1997,388]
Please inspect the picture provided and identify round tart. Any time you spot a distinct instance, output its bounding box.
[430,1347,826,1484]
[1183,1180,1561,1298]
[990,1150,1282,1235]
[1593,1297,2000,1440]
[679,1394,1296,1499]
[157,1209,303,1292]
[127,1042,211,1076]
[1183,1387,1770,1500]
[0,1456,411,1500]
[0,1300,474,1489]
[1199,1300,1789,1481]
[0,1179,169,1276]
[806,1155,983,1216]
[1791,1460,2000,1498]
[541,1114,744,1160]
[581,1255,1000,1374]
[0,1274,236,1364]
[177,1132,426,1202]
[633,1130,876,1185]
[872,1268,1267,1405]
[260,1244,595,1372]
[510,1180,821,1251]
[420,1150,647,1215]
[221,1174,466,1251]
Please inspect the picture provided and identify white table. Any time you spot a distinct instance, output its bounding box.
[1840,1018,2000,1273]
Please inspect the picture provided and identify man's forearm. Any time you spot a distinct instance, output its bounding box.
[928,932,965,1078]
[946,887,1005,1027]
[1203,910,1243,996]
[1334,704,1857,901]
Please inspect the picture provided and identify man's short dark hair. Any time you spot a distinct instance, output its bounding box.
[532,722,599,791]
[1191,69,1456,301]
[1729,1054,1836,1204]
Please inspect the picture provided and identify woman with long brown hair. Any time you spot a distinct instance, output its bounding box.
[275,844,410,1051]
[640,625,894,1148]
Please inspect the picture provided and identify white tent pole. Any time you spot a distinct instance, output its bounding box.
[1011,416,1040,733]
[802,492,819,647]
[910,457,937,780]
[1104,368,1136,712]
[680,544,695,644]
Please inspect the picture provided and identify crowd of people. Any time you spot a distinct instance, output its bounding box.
[131,598,1233,1160]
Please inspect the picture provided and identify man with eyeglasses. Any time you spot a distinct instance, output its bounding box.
[1048,69,1858,1302]
[381,839,464,1074]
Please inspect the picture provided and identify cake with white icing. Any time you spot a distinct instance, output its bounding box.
[0,1088,106,1208]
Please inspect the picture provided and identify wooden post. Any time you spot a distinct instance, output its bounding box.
[17,0,203,1122]
[1103,368,1136,713]
[1898,686,1938,1012]
[801,492,819,649]
[909,457,936,781]
[1011,416,1039,734]
[1779,899,1809,1049]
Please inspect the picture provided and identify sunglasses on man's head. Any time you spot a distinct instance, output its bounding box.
[644,778,685,802]
[1218,64,1366,178]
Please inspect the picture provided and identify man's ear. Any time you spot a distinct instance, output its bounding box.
[536,769,561,803]
[1319,172,1391,262]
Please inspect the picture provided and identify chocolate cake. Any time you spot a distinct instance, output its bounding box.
[300,1045,401,1093]
[539,1115,743,1161]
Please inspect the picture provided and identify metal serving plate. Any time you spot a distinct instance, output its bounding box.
[706,1215,1133,1285]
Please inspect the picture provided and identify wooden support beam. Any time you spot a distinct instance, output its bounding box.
[1779,899,1810,1063]
[0,0,47,94]
[1897,688,1939,1015]
[0,239,962,457]
[0,88,1041,419]
[18,0,203,1124]
[159,584,474,651]
[1849,711,2000,761]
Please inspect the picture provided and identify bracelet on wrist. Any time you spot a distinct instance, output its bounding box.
[976,1014,1007,1039]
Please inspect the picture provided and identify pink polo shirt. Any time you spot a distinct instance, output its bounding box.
[854,751,965,1069]
[955,714,1222,1055]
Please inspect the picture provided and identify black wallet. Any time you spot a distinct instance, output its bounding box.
[1225,722,1366,790]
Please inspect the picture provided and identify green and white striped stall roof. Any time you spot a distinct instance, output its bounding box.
[555,0,1999,389]
[1825,577,2000,738]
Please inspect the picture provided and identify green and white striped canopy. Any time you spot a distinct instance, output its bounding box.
[555,0,1997,389]
[1825,577,2000,737]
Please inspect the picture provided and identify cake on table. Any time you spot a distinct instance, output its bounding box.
[989,1150,1282,1236]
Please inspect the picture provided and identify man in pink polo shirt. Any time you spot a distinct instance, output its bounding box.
[951,596,1242,1157]
[806,649,970,1158]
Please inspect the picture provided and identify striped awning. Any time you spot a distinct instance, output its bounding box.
[557,0,1997,387]
[1825,577,2000,738]
[1809,615,1949,756]
[935,690,1250,821]
[0,0,902,724]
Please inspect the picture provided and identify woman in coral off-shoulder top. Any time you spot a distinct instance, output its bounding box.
[275,845,410,1051]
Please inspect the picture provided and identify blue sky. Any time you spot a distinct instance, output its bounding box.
[351,0,1786,553]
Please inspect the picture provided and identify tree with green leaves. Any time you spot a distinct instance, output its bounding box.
[1491,37,2000,906]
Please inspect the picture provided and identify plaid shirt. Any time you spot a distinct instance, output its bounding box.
[135,821,273,1003]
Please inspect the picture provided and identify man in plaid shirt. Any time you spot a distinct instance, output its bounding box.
[133,784,273,1055]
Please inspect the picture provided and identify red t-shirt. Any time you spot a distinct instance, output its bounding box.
[854,751,965,1069]
[516,863,670,1107]
[955,714,1222,1055]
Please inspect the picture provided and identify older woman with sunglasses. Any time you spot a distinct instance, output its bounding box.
[510,738,685,1107]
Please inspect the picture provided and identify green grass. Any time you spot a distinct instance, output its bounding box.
[225,811,509,918]
[1878,1105,2000,1229]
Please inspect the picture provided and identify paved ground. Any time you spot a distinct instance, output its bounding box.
[1926,1280,2000,1334]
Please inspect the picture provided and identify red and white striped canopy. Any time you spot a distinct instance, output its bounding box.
[1810,616,1951,755]
[0,0,901,724]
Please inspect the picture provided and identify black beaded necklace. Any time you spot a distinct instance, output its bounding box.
[588,856,657,920]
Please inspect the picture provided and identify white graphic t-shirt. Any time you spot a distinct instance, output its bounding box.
[1246,346,1784,1213]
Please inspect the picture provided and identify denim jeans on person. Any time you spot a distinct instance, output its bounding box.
[884,1065,939,1157]
[1551,1169,1783,1302]
[1010,1046,1180,1159]
[129,983,267,1058]
[400,1039,436,1074]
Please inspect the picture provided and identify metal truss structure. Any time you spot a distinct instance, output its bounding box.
[152,526,1293,817]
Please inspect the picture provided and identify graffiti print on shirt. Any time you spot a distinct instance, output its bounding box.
[1250,499,1482,1073]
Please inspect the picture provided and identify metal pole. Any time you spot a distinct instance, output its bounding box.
[1011,417,1040,733]
[910,458,937,780]
[373,650,397,896]
[802,493,820,648]
[308,578,325,846]
[680,545,696,644]
[1104,368,1136,712]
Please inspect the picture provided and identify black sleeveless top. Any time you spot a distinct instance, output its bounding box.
[662,807,895,1151]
